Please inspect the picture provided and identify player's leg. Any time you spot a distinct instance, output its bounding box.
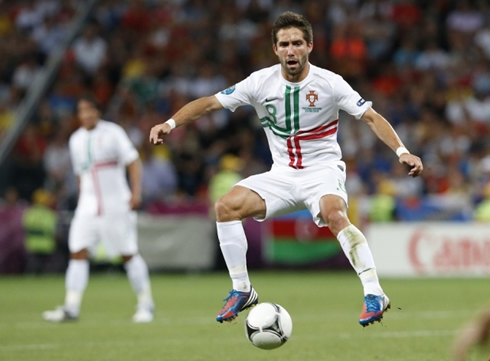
[122,253,154,323]
[215,185,266,291]
[214,185,265,322]
[319,195,381,291]
[104,212,154,323]
[43,217,94,322]
[63,248,90,317]
[43,249,90,321]
[214,169,303,322]
[319,194,390,326]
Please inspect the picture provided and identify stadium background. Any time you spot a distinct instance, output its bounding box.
[0,1,489,360]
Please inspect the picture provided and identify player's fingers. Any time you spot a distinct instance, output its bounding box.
[149,128,161,144]
[409,164,423,177]
[150,124,172,144]
[149,129,156,143]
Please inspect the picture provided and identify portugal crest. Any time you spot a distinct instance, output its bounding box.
[306,90,318,107]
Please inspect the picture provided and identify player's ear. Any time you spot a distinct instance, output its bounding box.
[308,41,313,54]
[272,44,278,55]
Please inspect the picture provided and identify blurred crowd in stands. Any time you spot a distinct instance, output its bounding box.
[1,0,490,225]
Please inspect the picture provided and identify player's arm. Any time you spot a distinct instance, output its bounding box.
[127,158,142,210]
[361,107,423,177]
[69,137,82,197]
[149,96,224,145]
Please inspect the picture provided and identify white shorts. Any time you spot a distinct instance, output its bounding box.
[236,161,348,227]
[69,212,138,257]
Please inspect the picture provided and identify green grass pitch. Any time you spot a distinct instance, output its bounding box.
[1,271,489,361]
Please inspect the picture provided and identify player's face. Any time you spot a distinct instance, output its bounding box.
[77,99,99,130]
[273,27,313,82]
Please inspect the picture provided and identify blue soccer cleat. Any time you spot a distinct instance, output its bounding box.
[216,286,259,323]
[359,294,391,327]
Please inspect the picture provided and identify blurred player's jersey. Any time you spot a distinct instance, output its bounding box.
[215,63,372,169]
[69,120,139,216]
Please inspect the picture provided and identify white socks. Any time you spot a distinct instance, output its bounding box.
[217,221,250,292]
[64,255,154,316]
[337,225,383,296]
[64,259,89,316]
[124,254,154,309]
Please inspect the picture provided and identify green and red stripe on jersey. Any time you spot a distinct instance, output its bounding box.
[90,159,119,215]
[287,119,339,169]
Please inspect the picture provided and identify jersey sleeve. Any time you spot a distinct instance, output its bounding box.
[68,136,82,175]
[114,125,139,165]
[214,76,254,112]
[334,75,372,119]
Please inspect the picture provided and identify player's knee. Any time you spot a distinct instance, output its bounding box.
[325,210,350,235]
[70,249,88,260]
[215,196,240,222]
[215,197,233,222]
[121,254,134,263]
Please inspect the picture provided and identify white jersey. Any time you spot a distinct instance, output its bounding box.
[69,120,139,217]
[215,63,372,169]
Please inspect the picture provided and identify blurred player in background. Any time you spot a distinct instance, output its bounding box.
[150,12,423,326]
[43,96,155,323]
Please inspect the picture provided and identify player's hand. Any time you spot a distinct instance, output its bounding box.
[399,154,423,177]
[149,123,172,145]
[129,192,141,210]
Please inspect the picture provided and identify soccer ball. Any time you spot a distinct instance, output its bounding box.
[244,302,293,350]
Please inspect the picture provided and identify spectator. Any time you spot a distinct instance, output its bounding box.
[330,21,368,77]
[12,124,47,200]
[15,0,44,32]
[141,144,178,204]
[208,154,243,210]
[446,1,484,35]
[369,177,397,223]
[23,188,58,273]
[474,22,490,60]
[415,40,450,71]
[43,129,72,194]
[72,24,107,75]
[31,16,68,55]
[12,57,42,90]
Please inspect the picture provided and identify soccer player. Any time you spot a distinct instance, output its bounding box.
[43,96,155,323]
[149,12,423,327]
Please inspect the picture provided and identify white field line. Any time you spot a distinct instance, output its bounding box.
[1,344,58,351]
[334,329,459,340]
[0,329,460,352]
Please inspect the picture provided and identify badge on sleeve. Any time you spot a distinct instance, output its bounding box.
[220,85,236,95]
[356,98,366,106]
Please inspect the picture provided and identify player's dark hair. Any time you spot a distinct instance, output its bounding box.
[271,12,313,46]
[78,93,100,111]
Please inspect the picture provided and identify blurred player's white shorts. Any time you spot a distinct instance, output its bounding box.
[236,161,348,227]
[69,211,138,257]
